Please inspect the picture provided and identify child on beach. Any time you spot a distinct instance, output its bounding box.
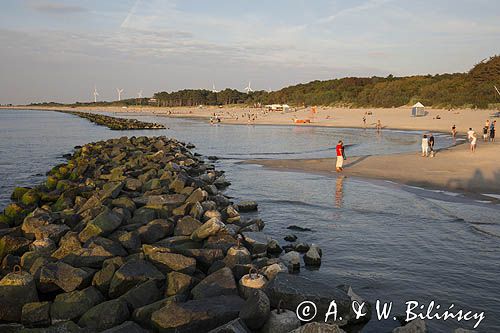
[483,126,489,142]
[428,133,435,157]
[336,140,345,172]
[470,133,477,152]
[451,125,457,139]
[421,134,429,157]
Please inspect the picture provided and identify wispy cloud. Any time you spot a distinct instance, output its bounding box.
[30,1,87,14]
[319,0,393,23]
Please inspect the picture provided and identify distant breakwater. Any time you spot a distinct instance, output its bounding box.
[55,110,166,130]
[0,136,375,332]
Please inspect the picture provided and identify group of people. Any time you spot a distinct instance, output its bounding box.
[421,133,436,157]
[465,119,496,152]
[482,119,496,143]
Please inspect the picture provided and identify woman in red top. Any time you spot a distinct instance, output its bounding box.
[336,140,345,172]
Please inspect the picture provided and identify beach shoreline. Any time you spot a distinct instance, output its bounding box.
[3,105,499,196]
[245,141,500,196]
[3,104,499,133]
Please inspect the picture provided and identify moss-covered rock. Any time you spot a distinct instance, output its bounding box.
[4,203,25,226]
[20,190,40,207]
[10,187,30,201]
[46,176,58,190]
[0,214,10,228]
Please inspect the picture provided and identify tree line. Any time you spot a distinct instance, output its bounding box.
[30,55,500,109]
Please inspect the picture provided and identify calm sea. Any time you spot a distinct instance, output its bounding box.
[0,109,499,332]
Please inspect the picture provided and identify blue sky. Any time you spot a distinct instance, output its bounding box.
[0,0,498,104]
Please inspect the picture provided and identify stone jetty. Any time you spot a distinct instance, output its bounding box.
[0,136,371,332]
[56,110,165,130]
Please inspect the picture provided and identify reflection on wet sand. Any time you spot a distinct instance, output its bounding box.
[335,176,345,208]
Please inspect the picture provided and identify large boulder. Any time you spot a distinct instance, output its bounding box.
[165,271,194,297]
[303,246,322,267]
[236,201,258,212]
[147,194,186,208]
[78,299,130,331]
[191,217,226,241]
[151,295,245,333]
[239,290,270,330]
[0,235,32,259]
[119,280,162,310]
[191,267,238,300]
[241,232,270,255]
[290,322,346,333]
[281,251,301,272]
[109,259,164,298]
[92,262,117,294]
[132,296,185,329]
[174,216,202,236]
[21,301,51,327]
[260,308,301,333]
[146,250,196,275]
[265,273,371,326]
[137,219,173,244]
[39,261,92,293]
[0,271,39,321]
[50,286,104,322]
[78,208,123,242]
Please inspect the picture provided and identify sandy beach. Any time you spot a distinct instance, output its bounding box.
[6,105,499,134]
[4,105,500,194]
[246,142,500,195]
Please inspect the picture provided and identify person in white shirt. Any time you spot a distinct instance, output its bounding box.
[467,128,475,141]
[471,133,477,152]
[421,134,429,157]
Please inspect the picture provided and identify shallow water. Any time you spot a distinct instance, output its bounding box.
[1,109,499,332]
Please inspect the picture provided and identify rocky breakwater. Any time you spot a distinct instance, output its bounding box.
[0,136,371,332]
[56,110,165,130]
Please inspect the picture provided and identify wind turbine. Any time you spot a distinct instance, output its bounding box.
[116,88,124,101]
[212,83,219,93]
[137,90,143,105]
[93,86,99,103]
[244,81,253,94]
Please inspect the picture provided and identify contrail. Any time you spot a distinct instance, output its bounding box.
[121,0,142,28]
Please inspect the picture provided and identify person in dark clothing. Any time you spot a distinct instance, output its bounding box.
[428,133,435,157]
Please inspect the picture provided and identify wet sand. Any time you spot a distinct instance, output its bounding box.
[247,142,500,194]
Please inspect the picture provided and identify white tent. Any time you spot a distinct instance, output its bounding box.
[411,102,426,117]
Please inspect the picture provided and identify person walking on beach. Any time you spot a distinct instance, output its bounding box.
[376,120,382,133]
[490,121,496,142]
[470,132,478,152]
[362,116,366,127]
[467,128,475,141]
[421,134,429,157]
[483,125,489,142]
[336,140,345,172]
[451,125,457,140]
[428,133,435,157]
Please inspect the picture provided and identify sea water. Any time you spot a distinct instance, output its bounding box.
[0,109,498,332]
